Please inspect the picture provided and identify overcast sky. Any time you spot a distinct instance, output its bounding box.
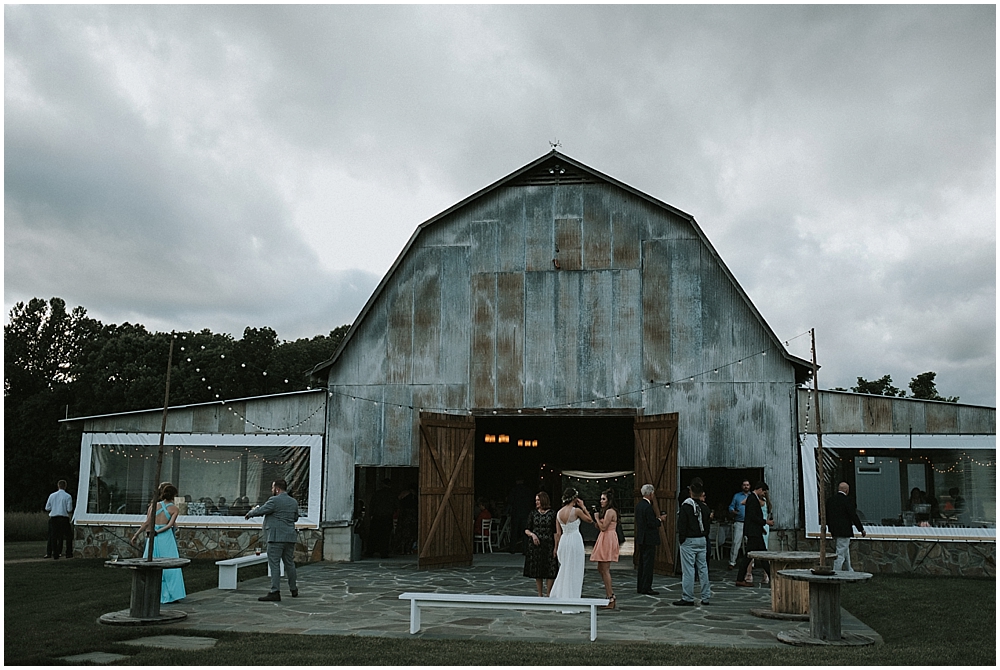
[5,5,996,406]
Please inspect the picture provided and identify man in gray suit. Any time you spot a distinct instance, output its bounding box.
[246,479,300,601]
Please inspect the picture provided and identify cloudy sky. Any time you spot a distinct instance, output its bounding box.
[5,5,995,406]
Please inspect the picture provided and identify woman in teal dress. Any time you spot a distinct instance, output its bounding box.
[131,482,186,603]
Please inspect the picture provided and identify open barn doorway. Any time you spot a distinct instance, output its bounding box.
[473,413,635,554]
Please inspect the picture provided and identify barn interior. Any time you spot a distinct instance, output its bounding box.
[474,415,635,513]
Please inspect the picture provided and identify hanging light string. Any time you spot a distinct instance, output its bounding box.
[170,335,326,433]
[99,444,302,466]
[321,330,814,415]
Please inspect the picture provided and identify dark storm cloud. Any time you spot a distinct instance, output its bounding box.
[4,5,994,404]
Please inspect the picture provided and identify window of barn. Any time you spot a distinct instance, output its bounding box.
[74,433,322,528]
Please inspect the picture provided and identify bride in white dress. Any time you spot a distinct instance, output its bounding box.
[549,487,594,602]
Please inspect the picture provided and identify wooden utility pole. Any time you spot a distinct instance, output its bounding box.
[145,333,175,561]
[810,328,834,575]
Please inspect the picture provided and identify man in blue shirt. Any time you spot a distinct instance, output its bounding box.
[727,480,751,569]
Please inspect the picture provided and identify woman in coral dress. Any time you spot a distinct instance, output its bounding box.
[589,488,620,609]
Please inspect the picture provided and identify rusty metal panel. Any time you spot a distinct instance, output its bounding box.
[495,272,525,407]
[383,385,414,464]
[823,393,864,433]
[860,396,894,432]
[554,218,582,270]
[578,271,613,404]
[553,271,581,404]
[642,239,671,384]
[612,210,640,270]
[411,247,441,384]
[386,262,414,385]
[582,189,611,270]
[524,186,553,272]
[439,245,470,384]
[958,405,996,433]
[469,220,498,275]
[669,240,703,377]
[554,183,583,219]
[470,273,496,408]
[497,191,526,273]
[347,385,383,465]
[891,398,926,433]
[925,402,960,433]
[524,271,556,407]
[612,269,643,404]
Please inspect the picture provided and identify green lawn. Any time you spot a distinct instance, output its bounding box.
[4,542,995,665]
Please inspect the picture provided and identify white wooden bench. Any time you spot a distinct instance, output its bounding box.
[398,592,610,641]
[216,553,284,590]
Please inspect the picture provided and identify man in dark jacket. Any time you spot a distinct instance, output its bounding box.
[735,481,772,587]
[674,483,712,606]
[827,481,866,571]
[635,483,668,595]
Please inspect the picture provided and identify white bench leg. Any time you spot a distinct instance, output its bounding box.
[266,561,286,578]
[218,565,237,590]
[410,600,421,634]
[590,604,597,641]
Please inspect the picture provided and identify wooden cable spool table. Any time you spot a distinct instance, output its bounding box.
[776,569,875,646]
[747,550,820,620]
[99,557,191,626]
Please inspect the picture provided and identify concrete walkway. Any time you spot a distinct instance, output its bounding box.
[165,554,881,647]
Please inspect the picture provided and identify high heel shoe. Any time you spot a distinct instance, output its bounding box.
[604,594,616,609]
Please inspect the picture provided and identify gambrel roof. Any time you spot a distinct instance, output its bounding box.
[310,150,813,382]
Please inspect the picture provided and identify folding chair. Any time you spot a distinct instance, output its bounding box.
[474,518,493,553]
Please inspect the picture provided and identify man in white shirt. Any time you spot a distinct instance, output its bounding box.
[44,480,75,559]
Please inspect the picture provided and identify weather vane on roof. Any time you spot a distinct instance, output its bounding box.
[549,139,562,149]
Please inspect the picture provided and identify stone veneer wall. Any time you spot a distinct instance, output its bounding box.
[792,532,995,578]
[74,525,323,564]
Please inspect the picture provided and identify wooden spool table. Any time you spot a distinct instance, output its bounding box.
[747,551,820,620]
[776,569,875,646]
[99,557,190,626]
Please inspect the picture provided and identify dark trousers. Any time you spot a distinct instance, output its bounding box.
[47,516,73,557]
[636,543,657,593]
[736,533,768,581]
[267,541,297,593]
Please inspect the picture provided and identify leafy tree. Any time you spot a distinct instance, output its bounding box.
[908,371,959,403]
[851,374,906,397]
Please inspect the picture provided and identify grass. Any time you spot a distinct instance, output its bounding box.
[4,541,995,665]
[5,512,50,541]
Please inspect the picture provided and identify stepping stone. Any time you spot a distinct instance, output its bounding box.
[118,635,218,650]
[59,652,131,664]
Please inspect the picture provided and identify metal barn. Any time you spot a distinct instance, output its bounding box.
[313,151,813,569]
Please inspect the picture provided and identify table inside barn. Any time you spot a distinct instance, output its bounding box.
[747,550,820,620]
[99,557,190,626]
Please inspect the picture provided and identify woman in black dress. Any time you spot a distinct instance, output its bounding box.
[523,491,559,596]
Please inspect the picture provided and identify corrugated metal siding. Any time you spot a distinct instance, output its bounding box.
[799,390,995,435]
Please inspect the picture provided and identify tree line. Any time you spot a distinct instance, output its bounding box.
[837,372,959,402]
[4,297,349,512]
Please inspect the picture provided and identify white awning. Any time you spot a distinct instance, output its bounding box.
[561,470,634,479]
[801,434,995,450]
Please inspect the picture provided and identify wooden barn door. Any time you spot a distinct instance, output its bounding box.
[418,412,475,569]
[634,413,679,575]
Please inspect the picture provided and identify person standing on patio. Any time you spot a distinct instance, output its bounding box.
[246,479,299,602]
[523,491,559,596]
[827,481,866,572]
[590,488,620,609]
[735,481,772,587]
[549,487,593,601]
[635,483,668,596]
[130,482,186,603]
[727,479,751,569]
[44,479,74,559]
[675,482,712,606]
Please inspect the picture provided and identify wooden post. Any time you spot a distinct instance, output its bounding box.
[145,333,175,562]
[810,329,834,575]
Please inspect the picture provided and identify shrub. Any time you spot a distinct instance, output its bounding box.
[6,512,50,541]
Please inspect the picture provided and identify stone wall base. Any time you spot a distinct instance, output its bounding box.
[790,531,995,578]
[74,525,323,564]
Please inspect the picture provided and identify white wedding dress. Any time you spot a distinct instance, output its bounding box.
[549,514,584,608]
